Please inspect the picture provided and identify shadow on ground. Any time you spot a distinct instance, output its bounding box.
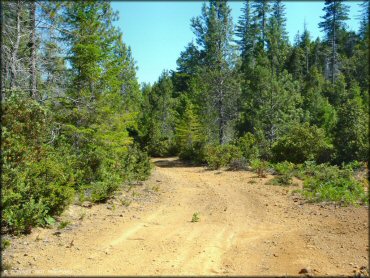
[153,158,198,168]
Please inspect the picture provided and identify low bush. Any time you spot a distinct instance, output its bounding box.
[250,159,269,178]
[272,122,333,163]
[178,142,207,163]
[204,144,243,169]
[2,93,75,234]
[271,161,295,185]
[236,132,259,160]
[301,164,367,205]
[229,157,249,171]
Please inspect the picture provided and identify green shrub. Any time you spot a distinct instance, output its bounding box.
[301,164,367,205]
[204,144,243,169]
[250,159,269,178]
[229,157,249,171]
[2,93,75,234]
[271,161,295,185]
[178,142,207,163]
[90,172,121,203]
[236,132,259,160]
[1,239,11,250]
[191,212,200,222]
[272,122,333,163]
[342,160,367,172]
[122,143,152,182]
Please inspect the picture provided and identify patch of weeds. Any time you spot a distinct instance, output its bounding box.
[1,261,12,272]
[151,185,160,192]
[1,239,11,250]
[119,198,131,207]
[58,220,71,230]
[191,212,200,223]
[291,189,302,195]
[44,215,56,227]
[78,211,86,221]
[271,161,294,186]
[301,164,368,205]
[132,191,141,198]
[250,159,269,178]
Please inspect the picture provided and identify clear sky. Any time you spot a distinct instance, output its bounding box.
[111,1,363,85]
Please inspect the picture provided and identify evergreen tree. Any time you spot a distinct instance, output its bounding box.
[140,71,177,156]
[191,0,240,144]
[318,0,349,84]
[251,0,271,50]
[334,91,368,162]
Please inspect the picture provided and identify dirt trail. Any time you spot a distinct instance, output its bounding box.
[2,157,368,276]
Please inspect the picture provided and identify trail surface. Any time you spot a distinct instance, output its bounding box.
[3,157,368,276]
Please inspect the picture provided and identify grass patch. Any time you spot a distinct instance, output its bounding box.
[119,197,131,207]
[191,212,200,223]
[1,239,11,250]
[58,220,71,230]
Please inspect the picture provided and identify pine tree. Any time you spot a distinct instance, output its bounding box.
[318,0,349,84]
[266,0,289,76]
[251,0,271,50]
[191,0,240,144]
[175,97,203,160]
[334,91,368,162]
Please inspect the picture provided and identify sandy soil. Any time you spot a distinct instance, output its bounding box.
[2,157,369,276]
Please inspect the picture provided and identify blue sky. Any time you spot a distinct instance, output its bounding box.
[111,1,363,85]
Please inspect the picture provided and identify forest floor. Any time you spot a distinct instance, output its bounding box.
[2,157,369,276]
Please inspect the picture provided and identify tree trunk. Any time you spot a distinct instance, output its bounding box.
[29,0,37,99]
[10,0,22,89]
[331,5,336,85]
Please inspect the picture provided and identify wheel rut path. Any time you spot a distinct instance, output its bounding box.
[3,157,368,276]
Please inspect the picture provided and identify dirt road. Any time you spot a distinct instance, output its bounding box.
[2,157,368,276]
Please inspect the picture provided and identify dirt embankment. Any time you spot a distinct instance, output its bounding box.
[2,157,369,276]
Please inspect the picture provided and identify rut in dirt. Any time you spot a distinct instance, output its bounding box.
[2,157,368,276]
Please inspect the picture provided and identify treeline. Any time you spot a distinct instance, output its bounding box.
[2,1,151,234]
[138,1,368,201]
[140,0,368,163]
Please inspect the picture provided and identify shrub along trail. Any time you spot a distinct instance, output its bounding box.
[3,158,368,276]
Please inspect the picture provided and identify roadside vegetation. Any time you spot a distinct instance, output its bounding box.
[2,0,368,235]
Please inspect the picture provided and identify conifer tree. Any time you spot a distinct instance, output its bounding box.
[191,0,240,144]
[319,0,349,84]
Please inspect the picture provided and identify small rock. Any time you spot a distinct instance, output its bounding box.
[299,267,311,274]
[119,214,123,217]
[24,253,28,256]
[81,201,92,208]
[53,231,61,236]
[106,205,113,210]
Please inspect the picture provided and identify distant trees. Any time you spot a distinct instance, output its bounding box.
[140,0,368,166]
[319,0,349,84]
[191,0,240,144]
